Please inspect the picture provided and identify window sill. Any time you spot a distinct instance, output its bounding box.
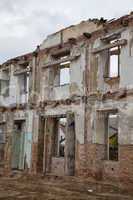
[2,95,9,98]
[104,76,120,84]
[54,84,70,88]
[20,91,27,95]
[103,159,119,163]
[52,156,65,159]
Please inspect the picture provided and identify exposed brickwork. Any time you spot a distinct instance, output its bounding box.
[103,161,120,181]
[31,143,38,174]
[51,157,65,175]
[76,143,133,182]
[119,145,133,182]
[75,143,105,180]
[75,143,87,177]
[75,142,133,182]
[86,144,105,180]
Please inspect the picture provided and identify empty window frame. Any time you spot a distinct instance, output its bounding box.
[107,113,118,161]
[14,121,23,132]
[0,123,5,144]
[129,38,133,57]
[18,72,29,94]
[109,45,120,78]
[0,80,9,97]
[0,69,10,97]
[52,53,71,86]
[104,39,120,78]
[60,62,70,86]
[19,62,29,69]
[53,117,66,157]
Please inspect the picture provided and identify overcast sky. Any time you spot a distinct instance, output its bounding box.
[0,0,132,63]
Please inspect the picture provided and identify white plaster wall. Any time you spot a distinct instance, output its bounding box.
[118,97,133,144]
[120,28,133,88]
[9,64,18,105]
[32,111,39,143]
[19,94,28,104]
[41,68,50,101]
[40,32,61,49]
[70,46,86,96]
[50,84,70,100]
[24,110,33,168]
[0,70,9,80]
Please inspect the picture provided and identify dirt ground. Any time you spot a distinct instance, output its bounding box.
[0,174,133,200]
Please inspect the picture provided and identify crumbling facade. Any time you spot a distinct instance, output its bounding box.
[0,53,33,174]
[0,12,133,182]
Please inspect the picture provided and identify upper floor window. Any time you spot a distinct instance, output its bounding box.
[104,39,120,79]
[0,69,10,97]
[60,59,70,86]
[15,62,30,95]
[0,123,5,144]
[93,35,127,82]
[51,51,71,87]
[18,72,29,95]
[108,40,120,78]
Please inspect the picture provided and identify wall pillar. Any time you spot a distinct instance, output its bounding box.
[65,112,75,176]
[4,111,14,175]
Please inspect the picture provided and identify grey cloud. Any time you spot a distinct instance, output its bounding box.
[0,0,133,63]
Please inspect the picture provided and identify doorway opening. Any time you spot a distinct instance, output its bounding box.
[37,113,75,176]
[53,117,66,158]
[12,120,25,170]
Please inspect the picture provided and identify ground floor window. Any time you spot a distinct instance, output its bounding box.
[0,123,5,161]
[0,123,5,144]
[107,113,118,161]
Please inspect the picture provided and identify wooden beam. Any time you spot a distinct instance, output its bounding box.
[92,39,127,54]
[14,68,31,75]
[40,113,66,118]
[51,47,70,58]
[42,55,80,68]
[97,108,118,113]
[100,29,125,42]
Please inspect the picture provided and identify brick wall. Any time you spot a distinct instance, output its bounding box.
[51,157,65,175]
[75,143,105,180]
[75,142,87,177]
[103,161,120,181]
[31,142,38,174]
[119,145,133,182]
[75,143,133,182]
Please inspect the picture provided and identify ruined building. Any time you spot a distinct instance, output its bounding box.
[0,13,133,182]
